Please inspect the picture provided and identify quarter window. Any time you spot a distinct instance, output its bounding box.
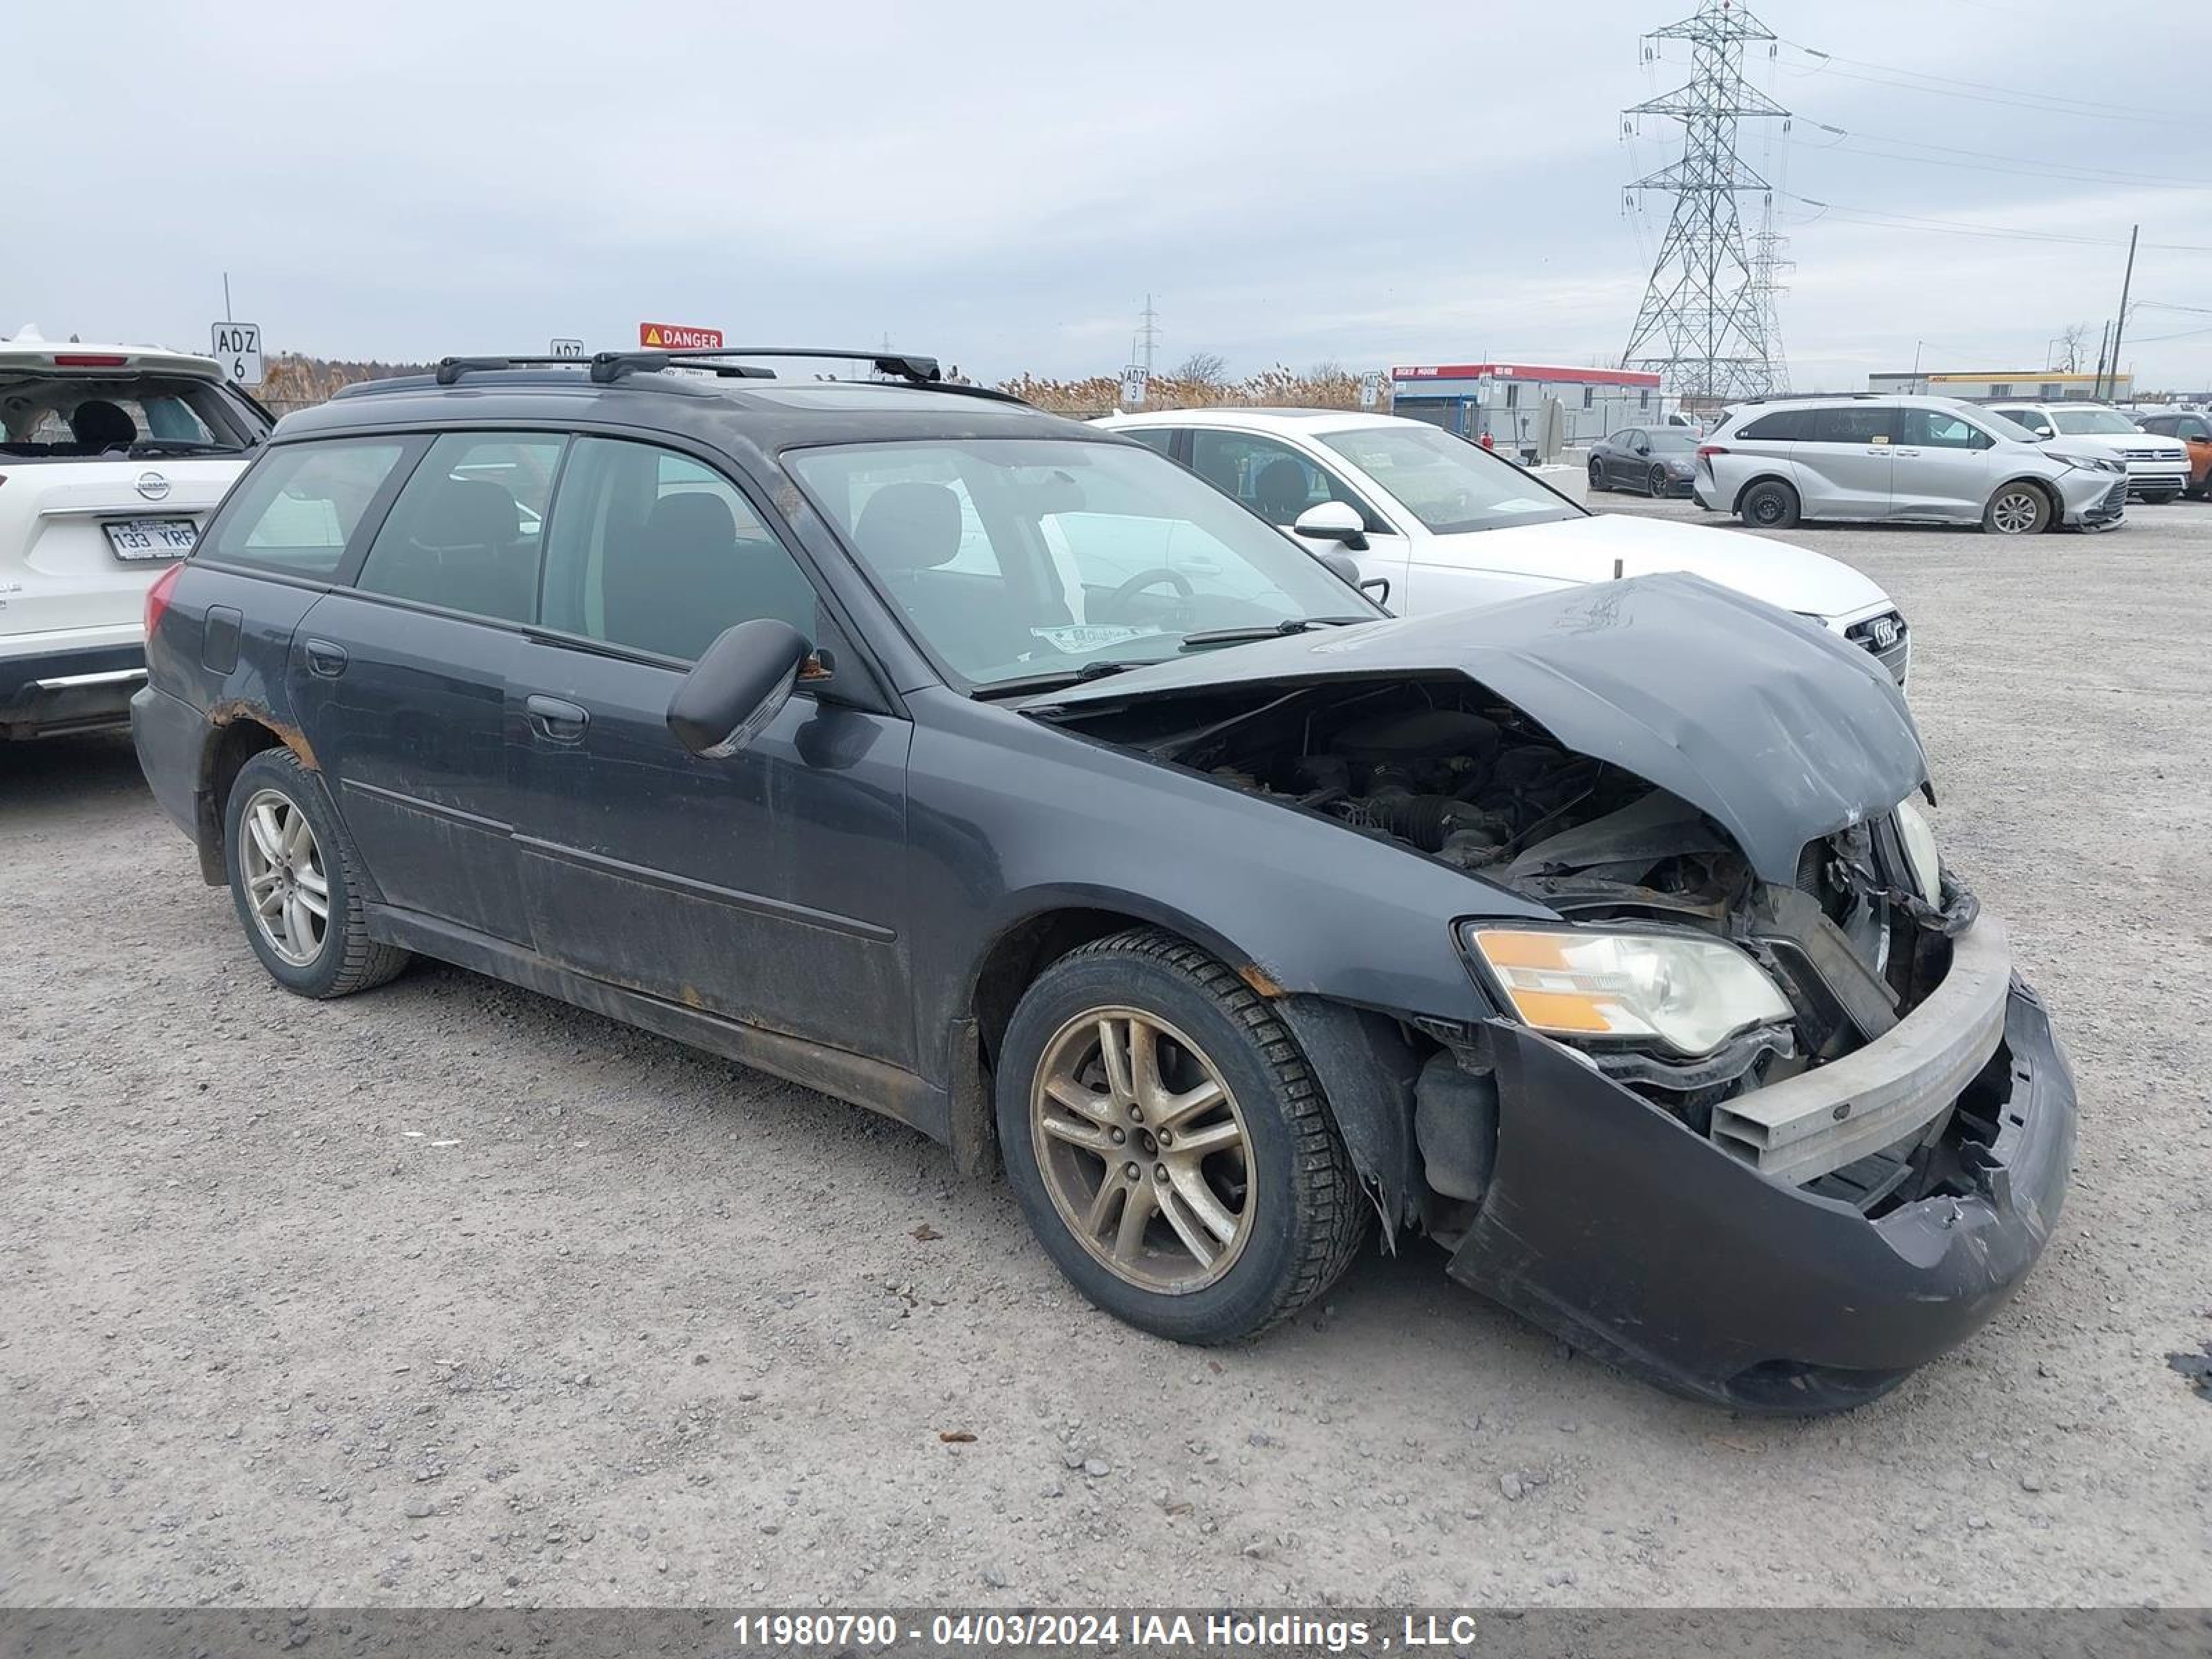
[538,438,818,662]
[354,432,563,624]
[205,438,411,577]
[1736,410,1808,441]
[1119,427,1178,458]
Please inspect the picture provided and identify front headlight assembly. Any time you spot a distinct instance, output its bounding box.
[1461,924,1792,1058]
[1892,797,1942,902]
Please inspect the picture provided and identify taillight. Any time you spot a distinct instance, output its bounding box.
[53,353,129,368]
[144,561,185,639]
[1696,444,1729,457]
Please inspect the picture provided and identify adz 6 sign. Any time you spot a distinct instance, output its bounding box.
[211,322,263,387]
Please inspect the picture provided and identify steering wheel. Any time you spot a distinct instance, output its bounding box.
[1094,565,1194,621]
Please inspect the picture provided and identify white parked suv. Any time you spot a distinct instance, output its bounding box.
[0,337,270,738]
[1983,401,2191,503]
[1097,407,1913,682]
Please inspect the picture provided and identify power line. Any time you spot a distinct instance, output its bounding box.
[1774,41,2196,126]
[1785,125,2212,193]
[1777,194,2212,254]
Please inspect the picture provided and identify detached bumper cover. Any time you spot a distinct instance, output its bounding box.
[1446,976,2075,1412]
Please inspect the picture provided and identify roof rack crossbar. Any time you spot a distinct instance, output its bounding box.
[588,346,941,384]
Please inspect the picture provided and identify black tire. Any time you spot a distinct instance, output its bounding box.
[1738,478,1800,529]
[995,927,1369,1343]
[1587,458,1609,493]
[223,748,409,998]
[2141,490,2180,506]
[1981,480,2052,536]
[1648,464,1671,498]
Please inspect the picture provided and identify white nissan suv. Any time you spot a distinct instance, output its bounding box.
[1,336,270,738]
[1098,406,1913,684]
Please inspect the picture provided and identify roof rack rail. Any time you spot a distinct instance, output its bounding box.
[430,353,774,386]
[588,346,939,384]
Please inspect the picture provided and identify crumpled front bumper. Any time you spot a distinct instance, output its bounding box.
[1443,975,2076,1414]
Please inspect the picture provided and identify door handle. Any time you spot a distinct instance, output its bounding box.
[303,638,348,678]
[525,693,590,742]
[1892,448,1921,458]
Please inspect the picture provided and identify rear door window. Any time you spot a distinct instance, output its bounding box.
[204,438,413,577]
[353,432,564,624]
[1803,407,1897,445]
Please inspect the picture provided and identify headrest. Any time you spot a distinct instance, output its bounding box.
[416,476,517,549]
[853,480,962,574]
[1255,457,1309,517]
[642,490,738,554]
[70,399,137,449]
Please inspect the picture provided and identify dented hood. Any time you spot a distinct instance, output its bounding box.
[1032,572,1929,885]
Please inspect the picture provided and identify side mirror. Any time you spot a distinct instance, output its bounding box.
[1293,500,1367,551]
[1633,440,1651,455]
[667,618,812,758]
[1317,548,1363,588]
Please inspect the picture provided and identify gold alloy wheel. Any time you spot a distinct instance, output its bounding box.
[1029,1007,1253,1293]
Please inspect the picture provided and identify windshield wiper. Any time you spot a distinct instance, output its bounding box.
[1177,616,1371,650]
[972,659,1153,699]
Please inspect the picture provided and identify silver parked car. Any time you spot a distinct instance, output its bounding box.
[1694,395,2129,535]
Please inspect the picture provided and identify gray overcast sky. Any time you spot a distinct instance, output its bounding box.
[15,1,2211,391]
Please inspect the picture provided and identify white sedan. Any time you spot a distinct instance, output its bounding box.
[1096,407,1910,684]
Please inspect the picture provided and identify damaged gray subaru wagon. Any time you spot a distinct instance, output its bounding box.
[132,348,2076,1413]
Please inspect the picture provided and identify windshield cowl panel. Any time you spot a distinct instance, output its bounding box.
[785,437,1382,693]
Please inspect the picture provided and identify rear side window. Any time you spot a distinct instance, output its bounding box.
[1119,427,1178,458]
[539,438,818,661]
[354,432,564,624]
[205,438,411,577]
[1735,410,1808,441]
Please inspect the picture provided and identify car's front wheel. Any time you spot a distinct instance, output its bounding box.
[1588,458,1609,493]
[2141,489,2180,505]
[1738,478,1800,529]
[995,928,1368,1342]
[1983,481,2051,536]
[225,748,409,998]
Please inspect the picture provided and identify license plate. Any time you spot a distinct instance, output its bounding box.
[104,518,198,561]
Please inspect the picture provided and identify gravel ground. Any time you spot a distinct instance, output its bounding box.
[4,496,2210,1610]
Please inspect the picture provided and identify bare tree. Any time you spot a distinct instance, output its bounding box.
[2056,323,2092,373]
[1173,350,1227,386]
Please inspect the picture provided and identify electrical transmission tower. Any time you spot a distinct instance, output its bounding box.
[1747,218,1793,393]
[1621,0,1790,401]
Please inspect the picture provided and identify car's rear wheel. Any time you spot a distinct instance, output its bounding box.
[995,928,1367,1342]
[1587,458,1609,493]
[225,749,409,998]
[1983,482,2051,536]
[1738,479,1799,529]
[1648,464,1671,497]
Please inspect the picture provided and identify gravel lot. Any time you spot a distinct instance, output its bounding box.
[4,496,2209,1610]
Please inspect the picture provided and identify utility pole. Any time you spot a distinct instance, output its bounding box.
[2104,225,2139,403]
[1620,0,1790,401]
[223,272,233,321]
[2093,320,2112,399]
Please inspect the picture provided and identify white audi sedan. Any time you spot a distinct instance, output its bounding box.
[1097,407,1911,684]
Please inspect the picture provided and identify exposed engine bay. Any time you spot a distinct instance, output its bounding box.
[1054,675,1978,1181]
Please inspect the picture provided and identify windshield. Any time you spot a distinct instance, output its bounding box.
[2050,408,2143,435]
[787,438,1380,690]
[1313,424,1581,534]
[0,371,264,460]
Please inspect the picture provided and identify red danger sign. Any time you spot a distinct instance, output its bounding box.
[639,322,722,350]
